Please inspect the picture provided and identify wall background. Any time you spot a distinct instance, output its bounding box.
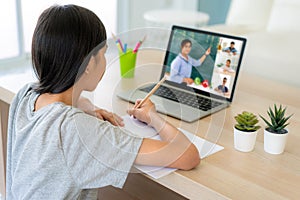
[198,0,231,25]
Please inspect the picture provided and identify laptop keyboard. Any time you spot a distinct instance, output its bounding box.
[140,85,223,111]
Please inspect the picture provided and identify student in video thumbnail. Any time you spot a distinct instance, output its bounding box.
[222,59,234,73]
[215,77,229,95]
[170,39,211,84]
[223,41,237,55]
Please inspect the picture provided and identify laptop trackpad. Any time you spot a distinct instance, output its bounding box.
[149,95,202,122]
[150,95,181,115]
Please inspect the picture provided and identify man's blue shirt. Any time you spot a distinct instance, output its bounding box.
[169,53,201,83]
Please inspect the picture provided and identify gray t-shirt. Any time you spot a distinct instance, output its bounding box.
[6,83,143,199]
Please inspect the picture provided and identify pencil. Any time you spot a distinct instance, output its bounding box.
[112,32,124,52]
[111,32,117,41]
[133,35,147,53]
[117,39,124,52]
[123,43,127,53]
[134,76,167,109]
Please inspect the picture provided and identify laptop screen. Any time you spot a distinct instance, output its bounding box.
[160,25,247,102]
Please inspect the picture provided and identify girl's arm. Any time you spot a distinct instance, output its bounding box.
[77,97,124,126]
[127,99,201,170]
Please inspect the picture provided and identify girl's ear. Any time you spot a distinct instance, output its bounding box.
[85,55,96,74]
[85,66,90,74]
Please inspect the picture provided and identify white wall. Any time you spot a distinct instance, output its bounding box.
[22,0,117,52]
[0,1,19,59]
[205,0,300,87]
[117,0,198,33]
[0,1,117,61]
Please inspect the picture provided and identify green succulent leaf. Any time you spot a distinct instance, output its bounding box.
[260,115,272,128]
[268,106,275,120]
[235,111,260,131]
[261,104,293,133]
[277,106,286,121]
[274,104,278,117]
[268,107,278,127]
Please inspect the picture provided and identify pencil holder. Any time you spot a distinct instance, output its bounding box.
[119,49,137,78]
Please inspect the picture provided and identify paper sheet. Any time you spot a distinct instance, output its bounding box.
[135,129,224,179]
[122,115,157,138]
[122,115,224,179]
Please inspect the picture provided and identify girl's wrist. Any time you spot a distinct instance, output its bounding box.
[149,113,165,131]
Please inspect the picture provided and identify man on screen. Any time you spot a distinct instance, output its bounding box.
[169,39,210,84]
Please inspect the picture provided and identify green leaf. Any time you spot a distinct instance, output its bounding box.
[248,118,259,126]
[268,109,278,127]
[275,122,289,130]
[254,125,261,130]
[235,124,245,131]
[277,115,291,127]
[263,104,293,131]
[235,116,246,125]
[277,106,286,122]
[260,115,272,128]
[274,104,278,117]
[269,106,276,120]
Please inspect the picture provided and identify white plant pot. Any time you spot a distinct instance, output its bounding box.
[264,129,289,154]
[234,127,258,152]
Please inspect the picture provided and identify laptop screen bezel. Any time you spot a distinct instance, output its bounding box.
[159,25,247,103]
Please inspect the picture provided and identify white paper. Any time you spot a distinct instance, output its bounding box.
[134,128,224,179]
[122,115,224,179]
[122,115,157,138]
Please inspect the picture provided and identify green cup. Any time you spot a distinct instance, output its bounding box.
[119,49,137,78]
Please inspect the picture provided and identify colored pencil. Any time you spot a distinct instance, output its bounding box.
[133,35,147,53]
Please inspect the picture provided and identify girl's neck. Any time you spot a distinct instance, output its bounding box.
[35,86,82,111]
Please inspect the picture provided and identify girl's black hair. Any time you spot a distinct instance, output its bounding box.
[181,39,192,48]
[31,4,107,94]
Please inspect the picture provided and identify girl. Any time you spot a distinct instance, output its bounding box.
[6,5,200,199]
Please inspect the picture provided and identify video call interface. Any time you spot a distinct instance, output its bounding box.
[164,28,245,99]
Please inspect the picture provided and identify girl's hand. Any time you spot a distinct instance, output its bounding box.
[127,99,158,125]
[94,109,124,127]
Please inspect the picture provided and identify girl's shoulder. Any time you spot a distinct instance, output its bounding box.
[15,82,36,100]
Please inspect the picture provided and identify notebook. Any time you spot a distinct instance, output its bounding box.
[118,25,247,122]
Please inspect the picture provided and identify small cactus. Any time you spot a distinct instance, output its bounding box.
[260,104,293,134]
[235,111,261,132]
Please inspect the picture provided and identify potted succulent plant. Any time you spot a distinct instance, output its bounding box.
[260,104,293,154]
[234,111,261,152]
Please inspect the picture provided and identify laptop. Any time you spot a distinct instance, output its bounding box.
[117,25,247,122]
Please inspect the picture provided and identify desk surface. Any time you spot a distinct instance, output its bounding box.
[1,50,300,199]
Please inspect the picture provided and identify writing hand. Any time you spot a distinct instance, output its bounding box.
[127,99,158,125]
